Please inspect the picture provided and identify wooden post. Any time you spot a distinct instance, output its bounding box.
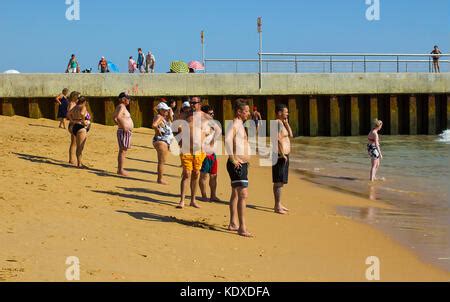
[330,96,340,136]
[288,97,299,137]
[428,95,436,135]
[104,98,116,126]
[409,95,418,135]
[350,96,359,136]
[28,98,42,119]
[309,96,318,137]
[1,99,14,116]
[370,96,378,123]
[222,98,234,133]
[390,95,399,135]
[129,99,143,129]
[266,98,276,135]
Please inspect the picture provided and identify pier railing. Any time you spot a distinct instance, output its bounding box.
[205,53,450,73]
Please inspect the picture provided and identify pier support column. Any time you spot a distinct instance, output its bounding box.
[428,95,436,134]
[447,95,450,128]
[288,97,299,137]
[390,95,399,135]
[266,98,276,135]
[1,99,14,116]
[130,99,142,128]
[28,98,42,119]
[222,98,234,131]
[370,96,378,123]
[104,98,116,126]
[350,96,359,136]
[409,95,418,135]
[330,96,340,137]
[309,96,318,137]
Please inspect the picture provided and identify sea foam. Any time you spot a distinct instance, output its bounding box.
[437,130,450,143]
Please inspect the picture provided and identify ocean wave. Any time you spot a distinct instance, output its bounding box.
[437,130,450,143]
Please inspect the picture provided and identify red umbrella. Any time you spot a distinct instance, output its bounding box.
[188,61,205,71]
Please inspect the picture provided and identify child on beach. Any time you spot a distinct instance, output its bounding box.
[368,119,383,181]
[55,88,69,129]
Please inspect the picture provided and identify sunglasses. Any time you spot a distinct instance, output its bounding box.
[190,101,200,105]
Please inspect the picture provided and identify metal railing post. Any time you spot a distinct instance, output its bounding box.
[364,56,366,73]
[330,56,333,73]
[397,56,400,72]
[294,56,298,73]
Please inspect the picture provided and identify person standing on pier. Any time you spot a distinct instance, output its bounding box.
[98,56,109,73]
[146,51,156,73]
[66,54,79,73]
[431,45,442,73]
[113,92,134,176]
[137,48,145,73]
[272,104,293,215]
[368,119,383,181]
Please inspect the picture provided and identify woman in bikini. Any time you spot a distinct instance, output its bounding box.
[67,96,91,168]
[67,91,81,165]
[152,102,174,184]
[367,119,383,181]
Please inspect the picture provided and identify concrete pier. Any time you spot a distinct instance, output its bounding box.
[1,73,449,137]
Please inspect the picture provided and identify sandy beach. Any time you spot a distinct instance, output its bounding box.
[0,115,448,282]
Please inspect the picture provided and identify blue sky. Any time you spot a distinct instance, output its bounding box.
[0,0,448,73]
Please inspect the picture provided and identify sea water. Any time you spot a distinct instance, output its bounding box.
[290,130,450,272]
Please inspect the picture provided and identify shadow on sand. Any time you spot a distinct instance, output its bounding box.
[117,210,230,233]
[14,153,153,183]
[127,157,181,168]
[125,168,179,178]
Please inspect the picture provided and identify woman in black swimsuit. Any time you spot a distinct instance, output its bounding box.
[67,91,80,165]
[367,119,383,181]
[67,96,90,168]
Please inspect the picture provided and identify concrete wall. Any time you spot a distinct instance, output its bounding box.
[1,73,449,98]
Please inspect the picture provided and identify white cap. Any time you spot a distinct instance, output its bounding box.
[182,101,190,108]
[156,102,170,111]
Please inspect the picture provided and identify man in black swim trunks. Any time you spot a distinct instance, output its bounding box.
[272,104,293,215]
[225,99,252,237]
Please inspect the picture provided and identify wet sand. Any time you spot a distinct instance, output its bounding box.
[0,115,448,281]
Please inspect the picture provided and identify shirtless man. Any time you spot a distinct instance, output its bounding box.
[113,92,134,176]
[225,99,252,237]
[272,104,293,214]
[176,96,221,209]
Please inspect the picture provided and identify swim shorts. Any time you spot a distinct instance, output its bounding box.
[117,129,132,150]
[180,153,206,172]
[200,153,218,175]
[226,160,249,188]
[272,155,289,184]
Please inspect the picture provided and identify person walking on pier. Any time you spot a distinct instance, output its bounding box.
[368,119,383,181]
[137,48,145,73]
[146,51,156,73]
[98,56,109,73]
[66,54,79,73]
[55,88,69,129]
[225,99,252,237]
[128,56,137,73]
[431,45,442,73]
[113,92,134,176]
[272,103,293,215]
